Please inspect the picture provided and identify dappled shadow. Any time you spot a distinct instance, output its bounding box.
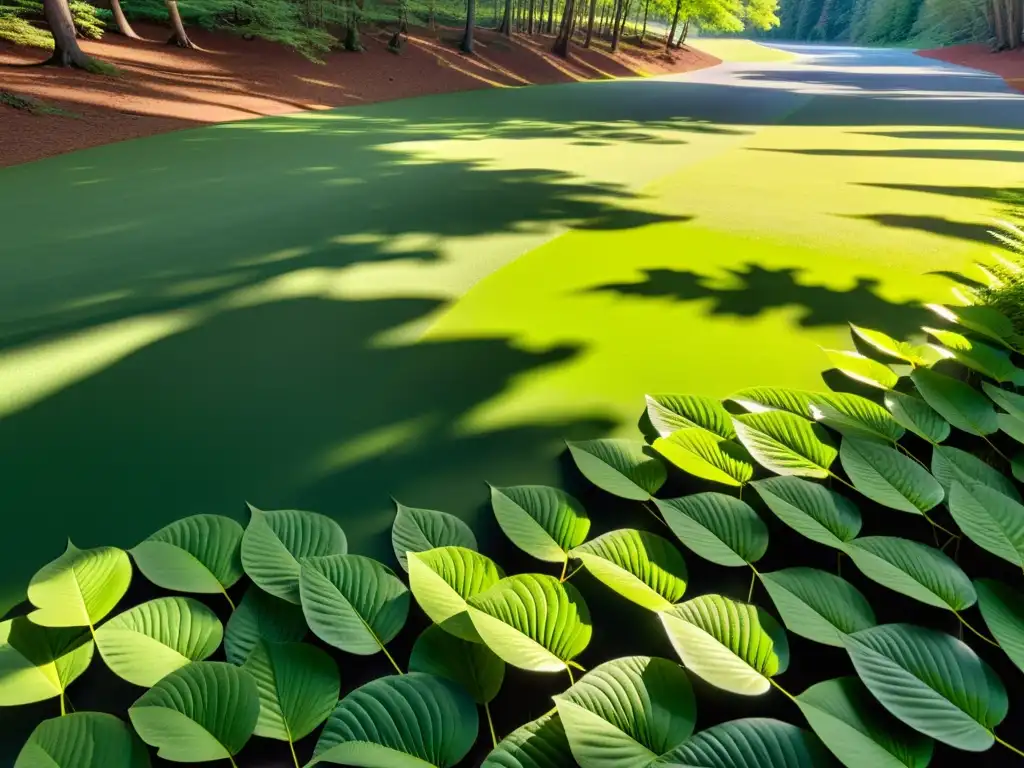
[852,129,1024,141]
[844,213,995,245]
[752,146,1024,162]
[857,182,1024,219]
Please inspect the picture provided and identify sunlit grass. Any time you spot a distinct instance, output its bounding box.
[687,38,798,63]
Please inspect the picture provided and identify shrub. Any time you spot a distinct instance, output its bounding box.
[973,219,1024,343]
[0,0,106,48]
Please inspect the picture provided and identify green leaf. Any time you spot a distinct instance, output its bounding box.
[796,677,934,768]
[566,439,667,500]
[850,324,931,366]
[130,515,244,598]
[409,624,505,704]
[982,381,1024,421]
[570,529,688,611]
[468,574,592,672]
[654,718,831,767]
[490,485,590,564]
[812,393,905,444]
[555,656,695,767]
[129,661,259,762]
[910,368,998,436]
[645,394,736,439]
[660,594,788,696]
[926,303,1016,347]
[27,541,132,628]
[1014,453,1024,483]
[311,673,478,767]
[759,568,875,647]
[653,429,754,487]
[655,494,768,567]
[300,554,409,655]
[224,586,307,666]
[751,477,860,549]
[95,597,223,687]
[975,579,1024,676]
[0,619,93,706]
[844,537,975,611]
[843,624,1007,751]
[407,546,504,642]
[728,387,816,417]
[839,437,943,514]
[923,327,1017,382]
[883,392,950,444]
[948,481,1024,566]
[733,411,837,478]
[931,445,1020,501]
[482,712,575,768]
[240,505,347,604]
[15,712,150,768]
[823,349,899,390]
[242,640,339,743]
[391,502,477,573]
[998,411,1024,444]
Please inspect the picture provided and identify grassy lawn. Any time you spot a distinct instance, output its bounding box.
[687,37,799,61]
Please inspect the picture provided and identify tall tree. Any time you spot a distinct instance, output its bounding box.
[42,0,100,67]
[107,0,141,38]
[165,0,196,47]
[462,0,477,51]
[553,0,576,54]
[584,0,599,43]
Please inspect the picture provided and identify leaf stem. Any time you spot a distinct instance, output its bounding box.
[642,500,668,528]
[380,642,404,675]
[827,471,857,493]
[484,702,498,748]
[60,692,66,717]
[566,664,575,686]
[747,567,757,602]
[228,757,239,768]
[984,436,1011,463]
[954,612,1000,648]
[769,678,797,703]
[923,514,960,542]
[563,564,585,582]
[559,559,568,582]
[221,588,237,612]
[994,733,1024,758]
[288,739,300,768]
[895,442,928,469]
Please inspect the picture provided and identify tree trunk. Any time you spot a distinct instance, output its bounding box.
[499,0,512,34]
[678,16,689,44]
[547,0,555,33]
[553,0,575,55]
[609,0,622,49]
[108,0,141,38]
[1011,0,1023,48]
[165,0,196,47]
[584,0,598,45]
[462,0,476,51]
[665,0,680,49]
[640,0,648,40]
[43,0,97,67]
[617,0,631,40]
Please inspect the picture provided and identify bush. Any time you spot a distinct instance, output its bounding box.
[0,0,106,48]
[972,220,1024,344]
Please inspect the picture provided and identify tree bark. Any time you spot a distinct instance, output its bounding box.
[609,0,622,49]
[527,0,535,32]
[545,0,554,32]
[462,0,476,51]
[584,0,598,45]
[553,0,575,55]
[665,0,680,49]
[108,0,141,38]
[640,0,648,41]
[43,0,97,67]
[498,0,512,34]
[165,0,196,47]
[679,16,689,44]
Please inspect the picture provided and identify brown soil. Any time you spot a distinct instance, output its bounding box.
[0,24,719,168]
[916,43,1024,93]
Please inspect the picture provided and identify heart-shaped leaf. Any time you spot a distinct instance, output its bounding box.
[240,506,347,604]
[924,327,1017,382]
[843,624,1007,751]
[391,502,477,573]
[130,515,244,601]
[645,394,735,439]
[555,656,695,767]
[242,640,339,743]
[843,537,975,611]
[27,542,132,628]
[796,677,934,768]
[884,392,950,444]
[95,597,223,687]
[653,429,754,487]
[300,554,409,656]
[490,485,590,564]
[482,712,575,768]
[15,712,150,768]
[728,387,816,417]
[839,438,943,514]
[653,718,831,767]
[129,662,259,762]
[0,619,93,706]
[910,369,997,436]
[566,439,667,500]
[931,445,1020,501]
[759,568,875,647]
[224,586,307,666]
[570,529,688,611]
[660,594,788,696]
[408,547,504,642]
[948,481,1024,566]
[409,624,505,704]
[752,477,860,549]
[310,673,478,767]
[655,494,768,567]
[926,303,1015,347]
[812,393,905,444]
[982,381,1024,421]
[850,324,930,366]
[998,411,1024,444]
[823,349,899,390]
[468,574,592,672]
[975,579,1024,676]
[733,411,837,478]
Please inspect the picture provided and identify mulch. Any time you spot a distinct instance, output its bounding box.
[916,43,1024,93]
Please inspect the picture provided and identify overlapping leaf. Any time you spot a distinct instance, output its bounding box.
[924,327,1017,382]
[571,529,688,611]
[982,381,1024,421]
[653,718,830,767]
[645,394,735,439]
[752,477,860,549]
[733,411,837,478]
[655,494,768,567]
[567,439,667,500]
[811,393,905,444]
[948,481,1024,567]
[224,586,307,666]
[391,502,477,573]
[409,624,505,704]
[910,369,997,436]
[839,438,943,514]
[926,303,1015,347]
[823,349,899,390]
[728,387,816,417]
[759,568,875,647]
[884,392,949,444]
[130,515,244,599]
[490,485,590,564]
[15,712,150,768]
[27,542,132,628]
[931,445,1019,501]
[407,546,504,642]
[975,579,1024,675]
[998,412,1024,444]
[0,619,93,706]
[850,324,930,366]
[653,429,754,487]
[482,712,576,768]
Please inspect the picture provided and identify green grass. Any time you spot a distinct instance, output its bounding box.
[687,37,798,62]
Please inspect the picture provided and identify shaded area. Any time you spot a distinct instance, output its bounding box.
[753,146,1024,162]
[858,182,1024,218]
[844,213,996,245]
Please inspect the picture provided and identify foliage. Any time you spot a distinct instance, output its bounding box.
[0,0,105,48]
[975,219,1024,344]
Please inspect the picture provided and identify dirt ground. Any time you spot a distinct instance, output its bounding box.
[0,24,719,168]
[917,43,1024,93]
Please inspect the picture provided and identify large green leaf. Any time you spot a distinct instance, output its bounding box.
[655,494,768,567]
[926,303,1016,347]
[823,349,900,390]
[645,394,736,439]
[0,619,93,706]
[223,586,307,666]
[660,595,788,696]
[733,411,837,478]
[570,529,688,611]
[931,445,1019,501]
[839,438,943,514]
[391,502,477,573]
[812,393,905,444]
[407,546,504,642]
[242,640,339,743]
[95,597,223,687]
[751,477,860,549]
[850,324,930,366]
[760,568,875,647]
[128,661,259,762]
[975,579,1024,676]
[482,712,576,768]
[924,327,1017,382]
[27,542,132,628]
[910,369,998,436]
[240,505,347,604]
[15,712,150,768]
[300,554,409,655]
[468,574,592,672]
[998,411,1024,444]
[654,718,830,767]
[130,515,244,600]
[796,677,934,768]
[948,481,1024,566]
[409,624,505,704]
[728,387,816,417]
[566,439,667,500]
[310,673,478,767]
[653,429,754,487]
[555,656,695,767]
[844,537,975,611]
[843,624,1007,751]
[982,381,1024,421]
[883,392,950,444]
[490,485,590,564]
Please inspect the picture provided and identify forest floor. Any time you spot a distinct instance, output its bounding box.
[917,43,1024,93]
[0,24,718,167]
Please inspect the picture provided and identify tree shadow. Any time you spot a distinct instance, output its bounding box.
[752,146,1024,163]
[842,213,996,245]
[857,182,1024,219]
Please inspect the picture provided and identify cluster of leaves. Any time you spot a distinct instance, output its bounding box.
[0,0,105,48]
[971,219,1024,342]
